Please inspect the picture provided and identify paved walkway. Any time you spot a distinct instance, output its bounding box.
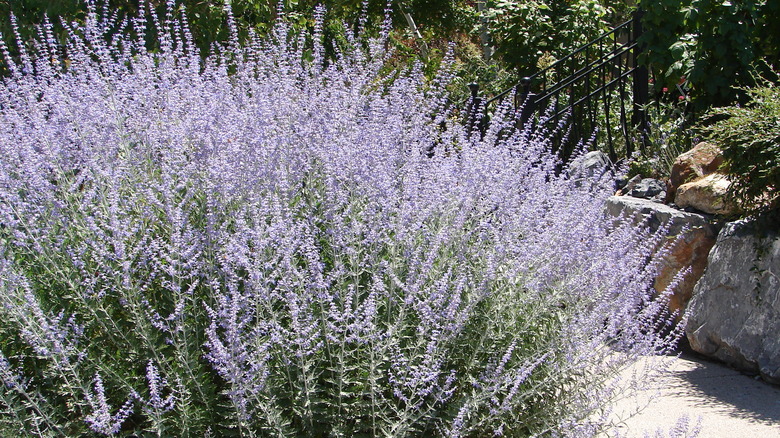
[608,352,780,437]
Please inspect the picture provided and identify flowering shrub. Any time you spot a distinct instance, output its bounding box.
[0,3,682,436]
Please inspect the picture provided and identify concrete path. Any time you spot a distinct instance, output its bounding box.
[608,352,780,437]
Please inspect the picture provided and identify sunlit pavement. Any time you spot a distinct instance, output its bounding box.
[608,352,780,437]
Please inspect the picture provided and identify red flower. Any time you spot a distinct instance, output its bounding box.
[662,87,668,93]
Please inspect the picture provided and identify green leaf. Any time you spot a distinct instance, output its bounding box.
[669,41,687,59]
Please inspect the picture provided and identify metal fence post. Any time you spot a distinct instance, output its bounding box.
[517,77,537,130]
[466,83,484,134]
[631,8,649,155]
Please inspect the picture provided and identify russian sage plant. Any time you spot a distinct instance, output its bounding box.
[0,3,682,437]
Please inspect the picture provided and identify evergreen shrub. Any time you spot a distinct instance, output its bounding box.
[700,84,780,221]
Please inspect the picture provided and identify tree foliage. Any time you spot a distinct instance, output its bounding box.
[485,0,625,75]
[639,0,780,110]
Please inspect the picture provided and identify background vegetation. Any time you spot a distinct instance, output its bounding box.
[0,0,633,88]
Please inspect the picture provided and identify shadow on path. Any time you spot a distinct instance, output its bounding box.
[609,351,780,437]
[669,352,780,427]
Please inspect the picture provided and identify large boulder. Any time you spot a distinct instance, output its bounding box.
[686,220,780,384]
[668,142,724,201]
[605,196,720,318]
[675,173,736,215]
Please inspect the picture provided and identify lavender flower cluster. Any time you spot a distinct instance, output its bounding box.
[0,2,682,436]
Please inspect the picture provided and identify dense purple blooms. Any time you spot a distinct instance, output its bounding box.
[140,360,175,417]
[84,373,134,435]
[0,2,687,436]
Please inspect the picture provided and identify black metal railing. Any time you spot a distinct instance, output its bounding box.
[465,9,648,163]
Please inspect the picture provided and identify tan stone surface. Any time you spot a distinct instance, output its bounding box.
[653,227,716,318]
[605,197,719,321]
[675,173,736,215]
[668,142,724,201]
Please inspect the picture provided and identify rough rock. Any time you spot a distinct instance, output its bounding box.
[668,142,724,201]
[615,175,642,196]
[686,220,780,384]
[570,151,613,180]
[605,196,720,318]
[675,173,736,215]
[629,178,667,202]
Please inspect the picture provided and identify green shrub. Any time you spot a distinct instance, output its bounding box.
[699,84,780,220]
